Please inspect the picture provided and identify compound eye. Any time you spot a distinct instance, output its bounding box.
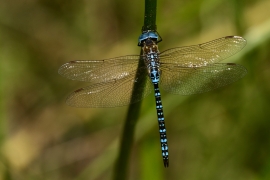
[138,31,159,46]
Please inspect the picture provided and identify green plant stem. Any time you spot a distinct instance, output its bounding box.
[112,0,157,180]
[142,0,157,32]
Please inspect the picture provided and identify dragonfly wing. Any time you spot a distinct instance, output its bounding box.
[58,55,141,83]
[160,63,247,95]
[159,36,246,67]
[66,67,153,107]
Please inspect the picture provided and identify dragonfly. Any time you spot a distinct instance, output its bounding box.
[58,31,247,167]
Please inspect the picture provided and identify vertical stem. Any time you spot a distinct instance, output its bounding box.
[112,0,157,180]
[112,50,145,180]
[142,0,157,32]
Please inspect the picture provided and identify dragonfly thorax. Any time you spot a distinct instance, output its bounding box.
[142,39,159,54]
[141,39,161,84]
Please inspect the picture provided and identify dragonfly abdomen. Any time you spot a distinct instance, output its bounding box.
[154,83,169,167]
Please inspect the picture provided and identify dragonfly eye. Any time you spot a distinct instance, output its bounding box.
[147,32,159,41]
[138,31,159,46]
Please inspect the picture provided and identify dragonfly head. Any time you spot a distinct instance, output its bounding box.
[138,31,159,46]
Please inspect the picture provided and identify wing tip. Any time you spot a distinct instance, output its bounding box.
[58,62,71,76]
[225,35,247,43]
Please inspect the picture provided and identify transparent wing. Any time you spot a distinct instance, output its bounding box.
[160,63,247,95]
[58,55,141,83]
[66,67,153,107]
[159,36,246,67]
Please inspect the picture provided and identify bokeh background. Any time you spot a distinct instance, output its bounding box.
[1,0,270,179]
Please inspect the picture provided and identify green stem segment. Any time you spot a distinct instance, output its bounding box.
[142,0,157,32]
[112,0,157,180]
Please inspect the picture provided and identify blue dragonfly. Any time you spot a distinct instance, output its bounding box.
[58,32,247,167]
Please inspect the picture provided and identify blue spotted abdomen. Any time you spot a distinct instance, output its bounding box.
[153,83,169,167]
[149,67,160,84]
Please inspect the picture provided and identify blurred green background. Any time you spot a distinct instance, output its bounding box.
[1,0,270,179]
